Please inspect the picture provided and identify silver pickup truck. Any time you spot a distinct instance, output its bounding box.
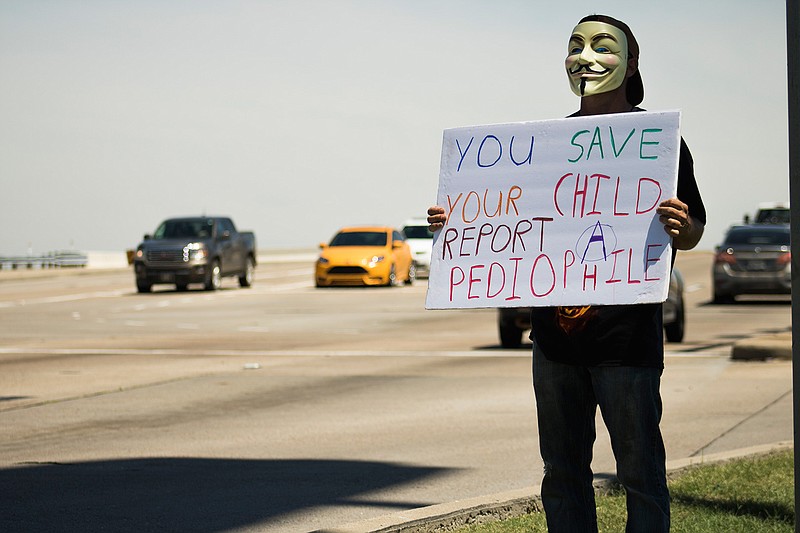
[133,216,256,293]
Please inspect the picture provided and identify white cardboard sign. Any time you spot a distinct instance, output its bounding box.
[425,110,680,310]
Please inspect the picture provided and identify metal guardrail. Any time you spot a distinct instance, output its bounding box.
[0,251,88,270]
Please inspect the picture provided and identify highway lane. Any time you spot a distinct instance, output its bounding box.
[0,251,792,532]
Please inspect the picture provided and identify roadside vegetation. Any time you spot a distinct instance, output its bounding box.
[457,449,794,533]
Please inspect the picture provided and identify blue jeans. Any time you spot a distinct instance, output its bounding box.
[532,343,669,532]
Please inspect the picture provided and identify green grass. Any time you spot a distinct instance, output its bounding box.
[457,449,794,533]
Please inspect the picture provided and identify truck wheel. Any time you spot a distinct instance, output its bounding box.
[136,281,152,293]
[205,260,222,291]
[239,257,254,288]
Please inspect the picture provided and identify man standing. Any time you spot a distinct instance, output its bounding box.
[428,14,705,532]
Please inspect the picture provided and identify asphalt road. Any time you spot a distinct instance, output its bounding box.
[0,251,792,532]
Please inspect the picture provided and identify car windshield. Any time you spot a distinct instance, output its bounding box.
[725,228,790,246]
[403,226,433,239]
[153,220,213,239]
[330,231,387,247]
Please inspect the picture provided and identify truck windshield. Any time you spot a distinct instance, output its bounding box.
[755,209,790,224]
[154,220,213,239]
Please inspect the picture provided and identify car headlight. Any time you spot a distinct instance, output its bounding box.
[318,257,329,264]
[368,255,385,268]
[135,249,144,259]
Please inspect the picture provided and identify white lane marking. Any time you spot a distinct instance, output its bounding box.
[0,347,530,358]
[0,289,128,308]
[250,281,313,293]
[258,268,312,279]
[0,346,728,360]
[0,278,313,310]
[237,326,271,333]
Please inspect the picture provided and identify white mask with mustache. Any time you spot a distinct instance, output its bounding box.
[565,22,629,98]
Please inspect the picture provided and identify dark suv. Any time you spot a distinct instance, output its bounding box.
[497,269,686,348]
[712,224,791,304]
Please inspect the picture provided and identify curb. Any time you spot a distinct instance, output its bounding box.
[324,441,794,533]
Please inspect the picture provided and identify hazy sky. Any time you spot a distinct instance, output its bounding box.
[1,1,789,254]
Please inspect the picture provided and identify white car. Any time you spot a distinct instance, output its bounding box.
[401,218,433,278]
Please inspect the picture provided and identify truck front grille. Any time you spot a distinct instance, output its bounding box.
[147,250,185,263]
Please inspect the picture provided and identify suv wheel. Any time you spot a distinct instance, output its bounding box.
[499,321,523,349]
[664,296,685,342]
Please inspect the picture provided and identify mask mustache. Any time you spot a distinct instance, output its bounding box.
[569,64,609,76]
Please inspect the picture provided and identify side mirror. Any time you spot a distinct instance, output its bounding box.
[319,242,328,249]
[220,231,231,240]
[392,241,403,249]
[143,234,151,240]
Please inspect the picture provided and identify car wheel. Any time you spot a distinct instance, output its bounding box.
[239,257,254,288]
[388,264,402,287]
[404,262,416,285]
[712,288,735,304]
[136,281,152,293]
[205,260,222,291]
[499,321,523,349]
[664,296,685,343]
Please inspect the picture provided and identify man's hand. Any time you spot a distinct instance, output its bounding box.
[657,197,704,250]
[657,198,690,237]
[427,206,447,231]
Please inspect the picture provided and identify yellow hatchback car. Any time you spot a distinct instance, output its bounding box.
[315,226,416,287]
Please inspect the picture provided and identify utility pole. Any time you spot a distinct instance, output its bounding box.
[787,1,799,530]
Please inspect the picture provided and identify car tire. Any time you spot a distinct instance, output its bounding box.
[205,260,222,291]
[712,287,735,304]
[499,321,523,349]
[388,264,402,287]
[136,281,152,293]
[664,296,685,343]
[239,257,254,288]
[404,262,416,285]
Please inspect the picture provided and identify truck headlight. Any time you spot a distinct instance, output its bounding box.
[184,243,207,261]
